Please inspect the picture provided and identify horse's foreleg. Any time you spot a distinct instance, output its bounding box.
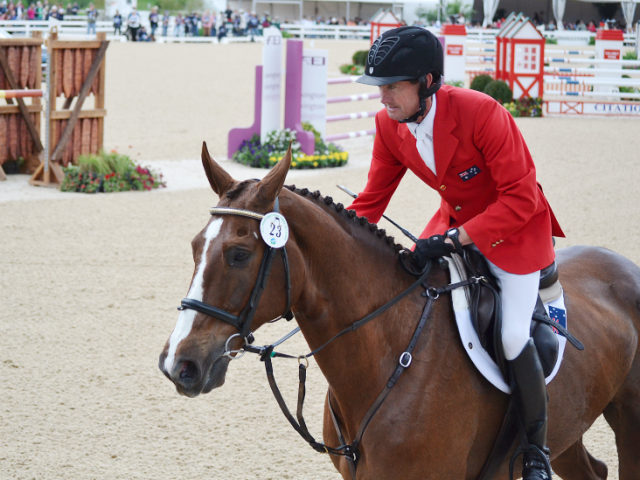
[550,436,607,480]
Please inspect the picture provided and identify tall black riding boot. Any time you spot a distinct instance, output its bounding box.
[509,339,552,480]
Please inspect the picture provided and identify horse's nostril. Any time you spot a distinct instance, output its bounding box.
[179,361,198,380]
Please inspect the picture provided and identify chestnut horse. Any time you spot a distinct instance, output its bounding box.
[159,144,640,480]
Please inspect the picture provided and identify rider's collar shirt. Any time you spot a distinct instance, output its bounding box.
[406,94,437,177]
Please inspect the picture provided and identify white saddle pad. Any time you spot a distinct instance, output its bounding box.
[446,255,567,394]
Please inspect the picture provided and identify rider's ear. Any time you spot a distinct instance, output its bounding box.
[256,142,292,205]
[202,141,235,197]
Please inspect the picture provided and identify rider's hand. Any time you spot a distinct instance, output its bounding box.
[415,234,455,268]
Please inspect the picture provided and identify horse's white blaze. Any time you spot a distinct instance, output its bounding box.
[164,218,224,373]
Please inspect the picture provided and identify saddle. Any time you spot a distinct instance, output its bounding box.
[456,247,561,379]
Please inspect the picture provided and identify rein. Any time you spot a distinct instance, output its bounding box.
[178,200,484,479]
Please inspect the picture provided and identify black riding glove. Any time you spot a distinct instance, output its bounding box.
[415,234,455,269]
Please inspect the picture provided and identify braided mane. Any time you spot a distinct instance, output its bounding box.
[283,184,411,259]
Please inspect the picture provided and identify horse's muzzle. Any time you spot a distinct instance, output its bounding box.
[158,352,230,397]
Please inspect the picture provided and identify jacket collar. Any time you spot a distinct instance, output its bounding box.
[432,87,459,185]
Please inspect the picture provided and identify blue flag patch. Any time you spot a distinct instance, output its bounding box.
[458,165,481,182]
[548,306,567,334]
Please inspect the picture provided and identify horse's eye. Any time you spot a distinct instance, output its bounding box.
[234,252,249,262]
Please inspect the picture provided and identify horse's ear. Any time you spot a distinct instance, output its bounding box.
[202,141,234,197]
[256,142,292,205]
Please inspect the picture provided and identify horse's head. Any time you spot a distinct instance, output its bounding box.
[158,142,294,398]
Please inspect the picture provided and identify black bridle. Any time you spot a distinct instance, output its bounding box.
[177,198,294,350]
[176,199,486,480]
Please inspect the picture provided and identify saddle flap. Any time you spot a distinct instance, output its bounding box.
[462,248,498,347]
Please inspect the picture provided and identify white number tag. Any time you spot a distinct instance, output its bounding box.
[260,212,289,248]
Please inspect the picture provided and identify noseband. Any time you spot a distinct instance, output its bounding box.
[177,198,293,350]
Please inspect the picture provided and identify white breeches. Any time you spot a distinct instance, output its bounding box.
[482,255,541,361]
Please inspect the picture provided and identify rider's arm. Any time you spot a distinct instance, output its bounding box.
[347,113,407,224]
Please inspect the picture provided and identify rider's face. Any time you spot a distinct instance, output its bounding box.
[379,81,421,121]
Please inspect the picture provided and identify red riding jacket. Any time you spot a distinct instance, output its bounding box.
[348,86,564,275]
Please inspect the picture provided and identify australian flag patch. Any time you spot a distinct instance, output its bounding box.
[548,306,567,334]
[458,165,481,182]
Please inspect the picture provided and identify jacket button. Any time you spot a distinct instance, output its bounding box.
[492,243,496,247]
[455,205,462,211]
[439,185,446,191]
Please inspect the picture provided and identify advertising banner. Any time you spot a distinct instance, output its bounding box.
[261,27,283,142]
[301,49,328,138]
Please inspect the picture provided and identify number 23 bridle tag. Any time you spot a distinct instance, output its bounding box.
[260,212,289,248]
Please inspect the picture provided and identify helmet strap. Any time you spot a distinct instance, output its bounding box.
[398,75,443,124]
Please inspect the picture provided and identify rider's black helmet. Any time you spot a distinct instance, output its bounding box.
[358,26,444,123]
[357,26,444,87]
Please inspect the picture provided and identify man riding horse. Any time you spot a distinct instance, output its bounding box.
[348,26,565,480]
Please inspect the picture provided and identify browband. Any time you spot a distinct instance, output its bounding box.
[210,207,265,220]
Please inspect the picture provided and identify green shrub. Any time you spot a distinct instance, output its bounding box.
[446,80,464,88]
[352,50,368,66]
[545,37,557,44]
[470,74,494,93]
[484,80,513,104]
[589,36,595,46]
[620,74,640,101]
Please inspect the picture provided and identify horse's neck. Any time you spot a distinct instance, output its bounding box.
[285,195,432,405]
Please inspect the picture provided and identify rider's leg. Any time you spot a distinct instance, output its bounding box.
[484,260,551,480]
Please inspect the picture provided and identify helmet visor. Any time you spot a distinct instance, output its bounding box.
[356,74,416,86]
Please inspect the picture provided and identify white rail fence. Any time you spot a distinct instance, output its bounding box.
[1,20,637,46]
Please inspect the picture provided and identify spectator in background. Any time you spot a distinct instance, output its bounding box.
[576,19,586,31]
[128,7,141,41]
[113,9,122,35]
[173,13,183,36]
[70,1,78,15]
[192,12,200,36]
[202,10,212,36]
[587,20,597,33]
[248,12,259,38]
[183,12,192,36]
[55,2,63,19]
[162,10,169,36]
[35,1,43,19]
[149,6,159,37]
[138,25,153,41]
[86,3,97,34]
[261,11,270,27]
[64,1,70,15]
[547,19,556,31]
[210,11,217,37]
[217,21,227,41]
[46,4,56,19]
[26,2,35,19]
